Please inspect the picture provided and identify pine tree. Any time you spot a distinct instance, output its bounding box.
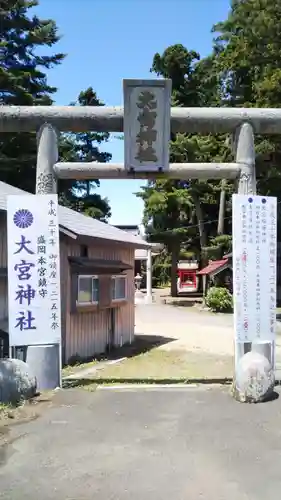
[137,44,230,295]
[0,2,112,221]
[0,0,65,190]
[59,88,112,222]
[213,0,281,233]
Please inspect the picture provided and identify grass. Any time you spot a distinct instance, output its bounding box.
[62,359,99,376]
[0,391,59,428]
[65,348,234,383]
[62,335,176,377]
[0,403,13,417]
[0,402,22,422]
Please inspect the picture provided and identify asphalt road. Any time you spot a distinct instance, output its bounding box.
[136,302,235,328]
[1,386,281,499]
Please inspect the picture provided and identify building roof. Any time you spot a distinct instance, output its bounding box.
[113,224,163,259]
[197,259,229,276]
[135,248,149,260]
[0,181,150,249]
[114,225,140,235]
[135,243,164,261]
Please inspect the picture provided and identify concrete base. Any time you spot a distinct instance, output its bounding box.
[23,344,61,391]
[135,291,145,304]
[144,295,153,304]
[135,291,153,305]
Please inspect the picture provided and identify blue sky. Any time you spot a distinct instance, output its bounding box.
[35,0,230,225]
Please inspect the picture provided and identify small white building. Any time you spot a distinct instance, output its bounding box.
[114,225,162,302]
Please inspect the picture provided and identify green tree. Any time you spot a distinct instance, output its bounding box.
[138,178,194,295]
[212,0,281,203]
[137,44,230,295]
[0,2,111,221]
[138,46,203,296]
[213,0,281,108]
[0,0,65,191]
[59,88,112,222]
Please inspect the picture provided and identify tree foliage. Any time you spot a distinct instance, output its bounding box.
[213,0,281,108]
[0,0,65,191]
[58,87,111,222]
[137,44,231,295]
[138,0,281,293]
[213,0,281,227]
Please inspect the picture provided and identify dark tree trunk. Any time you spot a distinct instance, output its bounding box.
[192,192,207,249]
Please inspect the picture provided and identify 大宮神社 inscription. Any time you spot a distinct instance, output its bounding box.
[135,90,158,163]
[7,194,61,347]
[123,79,171,172]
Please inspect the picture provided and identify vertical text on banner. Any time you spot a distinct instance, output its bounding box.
[232,194,277,344]
[7,194,61,347]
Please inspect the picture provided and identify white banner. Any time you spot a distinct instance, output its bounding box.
[232,194,277,343]
[7,195,61,346]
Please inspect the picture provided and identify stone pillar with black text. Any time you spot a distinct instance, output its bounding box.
[123,79,171,173]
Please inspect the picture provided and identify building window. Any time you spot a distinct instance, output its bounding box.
[111,275,126,301]
[77,275,99,304]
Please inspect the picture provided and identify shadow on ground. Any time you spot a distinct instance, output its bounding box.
[263,391,279,403]
[163,299,201,308]
[62,334,178,390]
[66,334,175,366]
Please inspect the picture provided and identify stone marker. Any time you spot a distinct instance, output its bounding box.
[232,351,274,403]
[0,358,37,405]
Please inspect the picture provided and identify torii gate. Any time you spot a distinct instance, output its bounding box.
[0,78,278,403]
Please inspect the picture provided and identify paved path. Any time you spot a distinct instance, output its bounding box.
[135,304,281,362]
[1,386,281,499]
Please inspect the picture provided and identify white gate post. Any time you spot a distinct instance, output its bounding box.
[36,123,58,194]
[232,122,275,402]
[145,247,153,303]
[23,123,62,391]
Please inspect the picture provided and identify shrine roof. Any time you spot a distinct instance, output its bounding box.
[197,259,229,276]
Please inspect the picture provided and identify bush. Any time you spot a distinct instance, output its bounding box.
[205,286,233,313]
[152,263,171,288]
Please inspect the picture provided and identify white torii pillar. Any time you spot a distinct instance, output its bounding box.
[232,123,275,403]
[24,123,61,392]
[145,247,153,304]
